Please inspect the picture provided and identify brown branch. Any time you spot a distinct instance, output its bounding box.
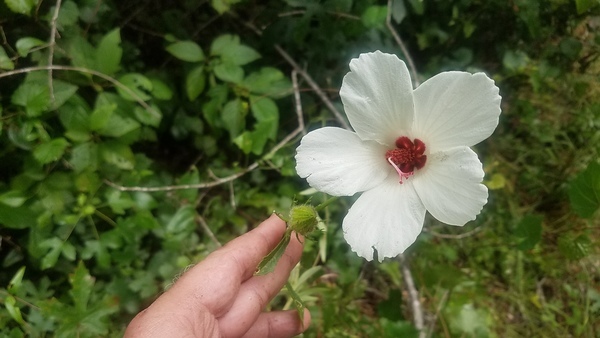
[399,254,425,338]
[48,0,63,103]
[386,0,419,87]
[275,44,351,130]
[196,214,222,248]
[423,225,484,239]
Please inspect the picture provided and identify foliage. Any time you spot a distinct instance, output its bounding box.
[0,0,599,337]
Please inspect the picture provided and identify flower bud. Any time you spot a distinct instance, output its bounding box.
[289,205,319,236]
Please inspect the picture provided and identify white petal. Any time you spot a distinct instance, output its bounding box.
[340,51,415,145]
[413,147,488,225]
[295,127,390,196]
[412,72,501,152]
[342,177,426,261]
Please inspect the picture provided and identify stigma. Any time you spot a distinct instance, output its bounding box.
[385,137,427,184]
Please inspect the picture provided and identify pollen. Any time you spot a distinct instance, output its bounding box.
[385,137,427,183]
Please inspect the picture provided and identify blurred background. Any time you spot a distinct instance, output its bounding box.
[0,0,599,336]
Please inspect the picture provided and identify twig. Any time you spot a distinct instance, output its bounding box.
[386,0,419,87]
[291,70,306,136]
[274,44,351,130]
[196,214,222,248]
[423,226,483,239]
[0,65,158,117]
[426,289,449,338]
[399,254,425,338]
[104,70,306,192]
[48,0,63,103]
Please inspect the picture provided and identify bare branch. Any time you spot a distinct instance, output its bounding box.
[386,0,419,87]
[275,44,351,130]
[196,214,222,248]
[48,0,63,103]
[423,225,484,239]
[399,254,426,338]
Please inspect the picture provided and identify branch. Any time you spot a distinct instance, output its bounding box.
[275,44,351,130]
[104,69,306,192]
[423,225,483,239]
[399,254,425,338]
[386,0,419,87]
[0,65,158,117]
[48,0,63,103]
[196,214,222,248]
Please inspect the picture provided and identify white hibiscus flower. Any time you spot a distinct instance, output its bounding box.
[295,51,502,261]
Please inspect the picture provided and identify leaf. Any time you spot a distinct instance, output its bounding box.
[576,0,598,14]
[70,142,98,173]
[214,62,244,83]
[100,141,135,170]
[7,266,26,294]
[391,0,407,24]
[284,281,306,327]
[558,234,592,260]
[50,80,79,110]
[210,34,260,66]
[133,106,162,128]
[33,138,69,164]
[54,1,79,30]
[4,295,25,325]
[250,96,278,139]
[255,232,291,275]
[149,78,173,100]
[0,190,27,207]
[96,28,122,75]
[514,214,543,250]
[186,65,206,101]
[11,82,50,117]
[89,103,116,131]
[4,0,36,15]
[98,110,140,137]
[15,36,45,57]
[242,67,291,98]
[222,98,246,139]
[568,161,600,218]
[116,73,153,101]
[0,203,37,229]
[68,35,97,70]
[211,0,243,14]
[166,205,196,234]
[0,46,14,70]
[39,237,64,269]
[166,41,205,62]
[69,262,94,312]
[361,5,387,29]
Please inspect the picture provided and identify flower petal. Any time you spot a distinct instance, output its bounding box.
[413,147,488,225]
[342,177,426,261]
[340,51,415,145]
[295,127,390,196]
[412,72,501,152]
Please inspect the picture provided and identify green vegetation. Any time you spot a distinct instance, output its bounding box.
[1,0,599,337]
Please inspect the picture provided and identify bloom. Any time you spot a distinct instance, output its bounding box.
[295,51,501,261]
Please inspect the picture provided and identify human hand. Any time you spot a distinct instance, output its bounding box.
[124,214,310,338]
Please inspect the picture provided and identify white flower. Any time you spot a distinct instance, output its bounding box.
[295,51,502,261]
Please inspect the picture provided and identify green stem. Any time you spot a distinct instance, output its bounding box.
[315,196,338,212]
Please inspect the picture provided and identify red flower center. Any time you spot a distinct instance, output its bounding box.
[385,137,427,183]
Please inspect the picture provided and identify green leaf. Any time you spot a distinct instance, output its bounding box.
[166,41,205,62]
[222,98,246,139]
[68,35,97,70]
[0,190,27,207]
[70,142,98,173]
[101,141,135,170]
[0,203,37,229]
[69,261,94,312]
[0,46,14,70]
[166,205,196,234]
[98,110,140,137]
[39,237,63,269]
[15,36,45,57]
[503,50,529,72]
[361,5,387,29]
[7,266,26,294]
[391,0,407,24]
[33,138,69,164]
[568,161,600,218]
[50,80,79,110]
[214,62,244,83]
[54,1,79,29]
[514,214,543,250]
[4,295,25,325]
[96,28,122,75]
[186,65,206,101]
[11,82,50,117]
[116,73,153,101]
[242,67,291,98]
[89,103,116,131]
[133,106,162,128]
[211,0,243,14]
[576,0,598,14]
[255,232,291,275]
[250,96,278,139]
[558,234,592,260]
[210,34,260,66]
[149,78,173,100]
[380,319,419,338]
[4,0,36,15]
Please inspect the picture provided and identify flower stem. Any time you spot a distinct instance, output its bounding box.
[315,196,338,212]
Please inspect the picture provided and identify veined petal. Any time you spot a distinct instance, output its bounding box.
[413,147,488,225]
[340,51,415,145]
[295,127,390,196]
[412,72,501,152]
[342,177,426,261]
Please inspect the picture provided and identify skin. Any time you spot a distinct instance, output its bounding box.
[124,214,311,338]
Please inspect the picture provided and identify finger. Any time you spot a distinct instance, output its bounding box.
[241,309,311,338]
[217,233,304,337]
[158,214,289,315]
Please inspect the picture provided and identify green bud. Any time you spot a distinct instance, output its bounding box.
[289,205,319,236]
